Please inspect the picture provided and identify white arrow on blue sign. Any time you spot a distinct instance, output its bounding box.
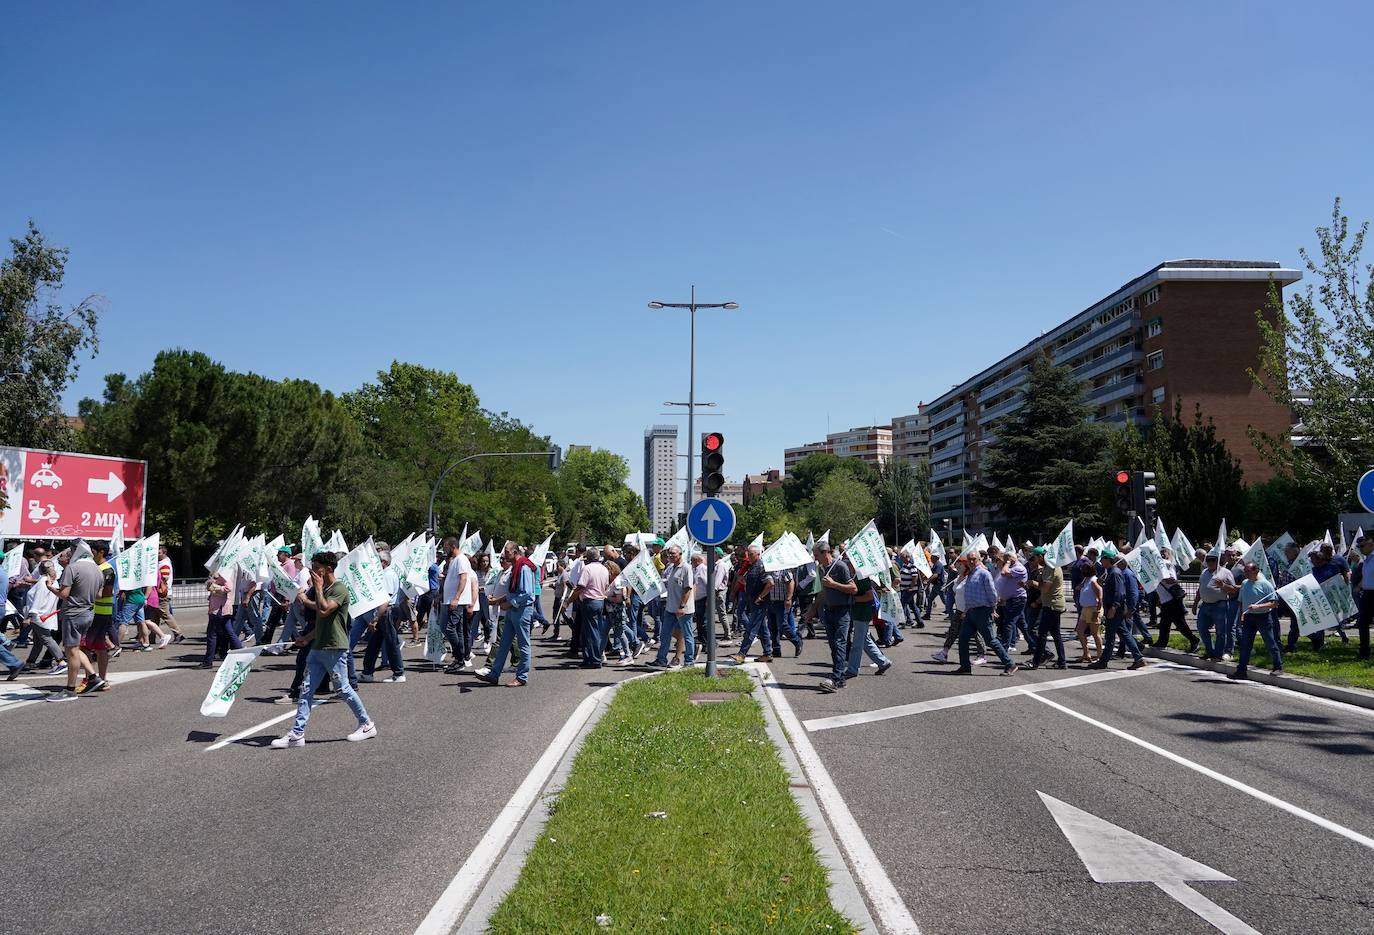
[686,497,737,546]
[1358,469,1374,513]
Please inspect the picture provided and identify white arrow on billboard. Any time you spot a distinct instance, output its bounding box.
[1040,792,1261,935]
[88,471,126,502]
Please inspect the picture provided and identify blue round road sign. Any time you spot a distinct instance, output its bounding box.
[1358,469,1374,513]
[687,497,737,546]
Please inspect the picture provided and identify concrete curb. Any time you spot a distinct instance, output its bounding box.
[1144,645,1374,712]
[748,666,881,935]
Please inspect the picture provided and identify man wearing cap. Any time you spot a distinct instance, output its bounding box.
[1027,546,1068,669]
[1192,551,1237,661]
[809,542,856,692]
[1093,550,1146,669]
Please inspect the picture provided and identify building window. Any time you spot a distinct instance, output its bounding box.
[1151,386,1165,405]
[1147,350,1164,371]
[1145,317,1162,338]
[1144,286,1160,306]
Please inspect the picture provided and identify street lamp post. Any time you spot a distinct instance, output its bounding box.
[427,450,559,535]
[648,287,738,517]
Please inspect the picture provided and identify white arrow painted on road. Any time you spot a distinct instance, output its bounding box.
[699,502,721,540]
[1039,792,1262,935]
[87,471,126,502]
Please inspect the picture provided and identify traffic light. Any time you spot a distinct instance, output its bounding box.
[701,432,725,496]
[1114,470,1132,514]
[548,445,562,472]
[1132,471,1157,523]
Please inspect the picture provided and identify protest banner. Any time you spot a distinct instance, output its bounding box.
[762,531,812,572]
[1320,573,1357,625]
[462,529,483,556]
[1171,528,1196,566]
[902,539,933,577]
[1154,518,1170,554]
[530,533,554,571]
[1047,521,1075,569]
[1288,542,1317,579]
[207,525,245,577]
[843,519,890,580]
[326,529,348,554]
[1240,537,1273,583]
[269,559,299,602]
[340,539,388,618]
[1126,540,1164,593]
[1276,573,1340,636]
[200,645,277,717]
[1266,532,1294,570]
[118,533,160,591]
[621,548,664,601]
[876,574,902,624]
[301,516,324,562]
[3,543,25,578]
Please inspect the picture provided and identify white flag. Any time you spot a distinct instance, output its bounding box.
[761,532,812,572]
[1172,528,1196,566]
[1153,517,1170,554]
[1240,536,1273,583]
[301,516,324,562]
[340,539,388,618]
[1277,573,1340,636]
[200,645,273,717]
[530,533,554,571]
[1211,519,1228,557]
[327,529,348,554]
[1047,521,1075,569]
[842,519,890,581]
[621,548,664,601]
[928,528,943,555]
[3,543,25,579]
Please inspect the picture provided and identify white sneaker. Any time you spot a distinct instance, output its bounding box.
[358,673,375,683]
[346,722,377,742]
[382,674,406,683]
[930,650,948,664]
[156,634,173,649]
[270,733,305,749]
[1221,653,1232,662]
[973,655,988,666]
[475,667,491,678]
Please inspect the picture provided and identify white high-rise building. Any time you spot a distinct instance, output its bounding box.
[643,425,678,536]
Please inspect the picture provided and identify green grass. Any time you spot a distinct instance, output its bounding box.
[1159,632,1374,691]
[486,669,856,934]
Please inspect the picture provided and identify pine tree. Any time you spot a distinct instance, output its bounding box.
[975,357,1113,539]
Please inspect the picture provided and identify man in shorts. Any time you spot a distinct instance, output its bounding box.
[83,543,119,688]
[47,542,103,701]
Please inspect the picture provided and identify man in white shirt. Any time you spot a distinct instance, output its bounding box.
[440,537,473,674]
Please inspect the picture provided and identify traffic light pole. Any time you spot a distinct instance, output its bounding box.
[705,547,718,679]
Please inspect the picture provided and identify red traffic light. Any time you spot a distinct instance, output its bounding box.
[1115,470,1130,485]
[704,433,723,451]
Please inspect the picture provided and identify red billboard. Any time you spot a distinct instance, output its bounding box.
[0,446,147,541]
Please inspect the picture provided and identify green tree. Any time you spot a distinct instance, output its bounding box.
[0,222,99,465]
[806,473,877,542]
[1243,474,1343,542]
[781,452,874,510]
[1252,197,1374,511]
[1108,401,1247,538]
[874,458,930,545]
[733,489,793,546]
[975,357,1113,540]
[554,448,649,544]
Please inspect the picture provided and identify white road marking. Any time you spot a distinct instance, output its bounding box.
[1040,792,1263,935]
[1027,691,1374,852]
[0,669,174,714]
[804,663,1173,732]
[1176,665,1374,721]
[762,668,922,935]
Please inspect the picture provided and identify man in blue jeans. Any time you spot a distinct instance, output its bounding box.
[1227,560,1282,680]
[1094,551,1146,669]
[1192,553,1237,661]
[813,542,857,692]
[990,545,1028,654]
[730,544,771,663]
[956,553,1018,675]
[649,545,695,669]
[272,551,376,748]
[479,542,538,686]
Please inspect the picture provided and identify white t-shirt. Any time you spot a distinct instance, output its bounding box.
[443,553,474,605]
[28,578,59,626]
[569,558,584,588]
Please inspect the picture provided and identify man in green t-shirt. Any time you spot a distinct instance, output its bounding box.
[271,551,376,748]
[1027,547,1068,670]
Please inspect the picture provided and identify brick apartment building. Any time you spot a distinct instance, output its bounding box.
[928,259,1301,529]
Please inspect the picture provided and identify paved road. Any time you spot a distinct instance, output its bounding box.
[767,614,1374,935]
[9,600,1374,935]
[0,594,646,935]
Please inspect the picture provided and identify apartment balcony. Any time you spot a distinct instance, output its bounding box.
[930,458,965,483]
[1100,405,1150,425]
[928,399,965,423]
[1088,376,1144,407]
[976,367,1029,405]
[1050,313,1137,366]
[977,394,1025,426]
[929,419,965,445]
[1071,344,1143,386]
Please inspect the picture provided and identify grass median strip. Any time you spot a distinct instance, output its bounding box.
[486,669,856,934]
[1163,633,1374,691]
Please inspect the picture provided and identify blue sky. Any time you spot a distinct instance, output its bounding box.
[5,0,1372,498]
